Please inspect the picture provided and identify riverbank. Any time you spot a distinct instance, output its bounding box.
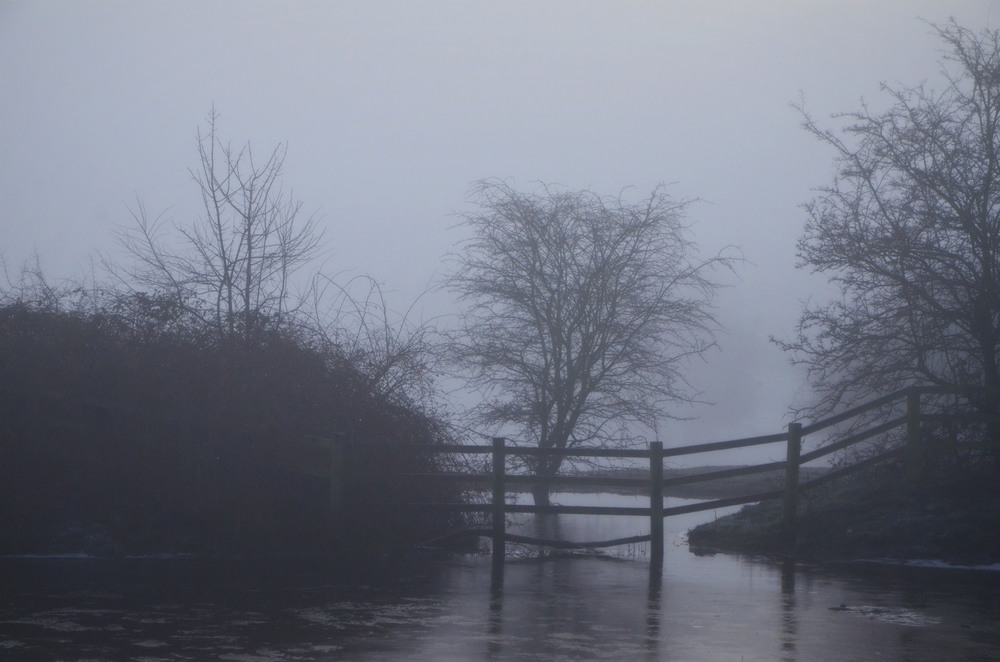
[687,465,1000,565]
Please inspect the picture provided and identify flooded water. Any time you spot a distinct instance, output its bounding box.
[3,494,1000,661]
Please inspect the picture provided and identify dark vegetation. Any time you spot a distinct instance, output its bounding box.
[689,460,1000,565]
[779,22,1000,452]
[0,299,462,559]
[0,296,460,554]
[689,22,1000,564]
[0,110,461,561]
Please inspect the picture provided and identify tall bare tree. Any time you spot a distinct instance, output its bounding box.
[780,22,1000,453]
[111,110,442,410]
[448,180,733,505]
[114,109,324,344]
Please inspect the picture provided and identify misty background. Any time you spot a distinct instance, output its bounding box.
[2,0,996,457]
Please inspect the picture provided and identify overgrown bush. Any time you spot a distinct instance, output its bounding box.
[0,300,463,559]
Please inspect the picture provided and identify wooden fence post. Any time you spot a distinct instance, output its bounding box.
[782,422,802,551]
[649,441,664,570]
[906,388,923,482]
[491,437,506,583]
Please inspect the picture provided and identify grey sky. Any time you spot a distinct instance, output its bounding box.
[1,0,996,453]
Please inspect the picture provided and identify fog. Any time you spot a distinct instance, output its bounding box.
[2,0,995,453]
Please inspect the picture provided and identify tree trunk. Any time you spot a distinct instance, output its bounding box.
[532,458,556,508]
[532,477,551,508]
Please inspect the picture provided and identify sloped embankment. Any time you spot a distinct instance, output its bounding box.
[687,467,1000,565]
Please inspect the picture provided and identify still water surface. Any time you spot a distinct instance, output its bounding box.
[3,494,1000,661]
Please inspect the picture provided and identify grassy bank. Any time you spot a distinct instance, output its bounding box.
[577,466,828,499]
[687,465,1000,565]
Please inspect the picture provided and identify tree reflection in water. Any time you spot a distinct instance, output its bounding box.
[5,498,1000,660]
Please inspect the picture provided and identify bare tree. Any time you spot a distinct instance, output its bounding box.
[109,109,445,411]
[114,108,324,344]
[779,22,1000,453]
[448,180,733,505]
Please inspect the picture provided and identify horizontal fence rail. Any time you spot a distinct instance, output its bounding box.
[11,383,990,586]
[273,385,991,582]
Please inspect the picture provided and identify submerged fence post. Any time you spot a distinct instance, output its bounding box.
[649,441,664,570]
[491,437,506,583]
[782,422,802,552]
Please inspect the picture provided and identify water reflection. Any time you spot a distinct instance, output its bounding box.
[645,564,662,661]
[781,560,797,662]
[4,495,1000,660]
[486,577,503,660]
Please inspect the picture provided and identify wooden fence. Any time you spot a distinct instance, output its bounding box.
[299,386,990,580]
[13,383,988,582]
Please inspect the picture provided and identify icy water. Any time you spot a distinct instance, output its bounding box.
[4,494,1000,661]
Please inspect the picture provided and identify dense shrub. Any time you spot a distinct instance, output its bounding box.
[0,302,462,559]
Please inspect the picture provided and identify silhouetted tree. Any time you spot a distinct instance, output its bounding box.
[448,180,733,505]
[110,109,440,409]
[780,22,1000,455]
[114,108,324,344]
